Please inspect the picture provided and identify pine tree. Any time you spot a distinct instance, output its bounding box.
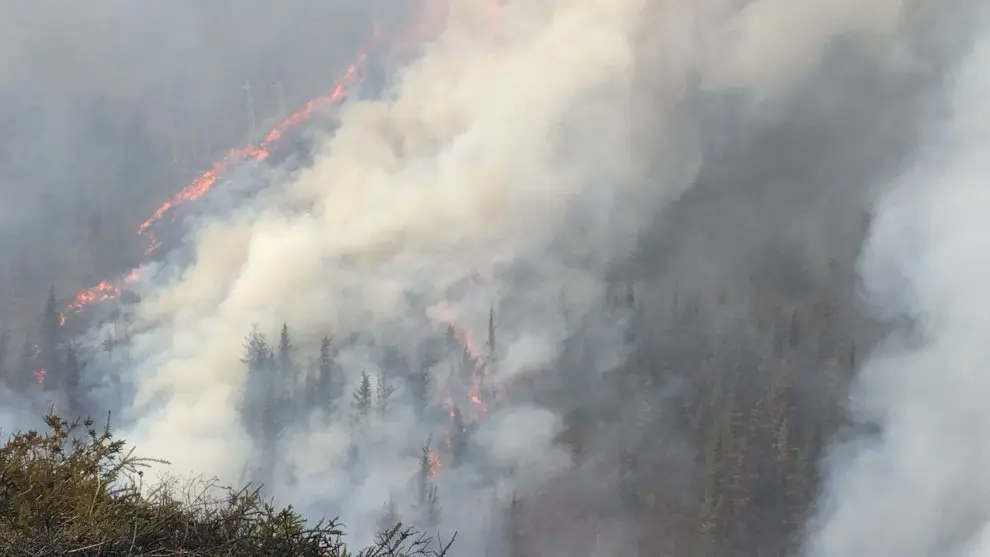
[278,323,293,375]
[352,370,373,428]
[409,367,430,418]
[415,436,441,529]
[317,335,338,405]
[240,326,280,461]
[377,496,400,533]
[376,371,396,417]
[39,286,63,391]
[450,405,469,466]
[277,323,301,423]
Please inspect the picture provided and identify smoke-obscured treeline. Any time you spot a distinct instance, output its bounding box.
[4,0,990,556]
[0,204,882,556]
[0,0,381,340]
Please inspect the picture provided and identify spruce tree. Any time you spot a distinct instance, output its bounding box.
[240,326,280,469]
[39,286,63,391]
[377,496,400,533]
[352,370,373,428]
[376,371,396,417]
[450,405,468,466]
[277,323,298,422]
[409,367,430,418]
[415,436,441,529]
[278,323,293,375]
[317,335,338,405]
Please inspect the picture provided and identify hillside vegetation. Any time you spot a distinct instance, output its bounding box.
[0,412,453,556]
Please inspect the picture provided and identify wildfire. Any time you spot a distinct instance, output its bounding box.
[427,443,443,478]
[67,268,140,313]
[136,53,367,239]
[67,51,371,314]
[67,0,505,317]
[33,368,46,389]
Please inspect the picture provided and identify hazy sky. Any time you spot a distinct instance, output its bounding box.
[0,0,380,326]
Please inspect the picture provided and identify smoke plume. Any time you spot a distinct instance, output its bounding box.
[49,0,987,553]
[804,16,990,557]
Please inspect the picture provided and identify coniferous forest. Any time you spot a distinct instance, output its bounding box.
[1,0,984,555]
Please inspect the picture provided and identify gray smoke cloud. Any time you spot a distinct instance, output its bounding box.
[6,0,986,554]
[64,0,933,552]
[0,0,372,332]
[804,13,990,557]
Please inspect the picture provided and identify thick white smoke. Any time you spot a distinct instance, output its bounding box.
[83,0,918,551]
[805,29,990,557]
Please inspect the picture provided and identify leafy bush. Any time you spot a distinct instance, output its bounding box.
[0,412,453,556]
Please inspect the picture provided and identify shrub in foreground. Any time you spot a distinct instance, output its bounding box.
[0,412,453,556]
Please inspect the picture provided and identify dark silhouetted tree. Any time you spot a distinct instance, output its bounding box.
[317,335,339,405]
[376,370,396,417]
[409,367,430,418]
[450,405,469,466]
[352,370,373,428]
[39,286,64,391]
[239,326,281,486]
[414,436,441,529]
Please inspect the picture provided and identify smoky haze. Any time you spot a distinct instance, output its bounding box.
[5,0,990,556]
[0,0,375,330]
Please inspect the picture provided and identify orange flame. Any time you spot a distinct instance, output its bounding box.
[68,52,370,314]
[68,0,504,320]
[33,368,46,389]
[137,54,367,238]
[427,444,442,478]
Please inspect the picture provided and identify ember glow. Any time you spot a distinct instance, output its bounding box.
[136,54,368,238]
[67,52,370,314]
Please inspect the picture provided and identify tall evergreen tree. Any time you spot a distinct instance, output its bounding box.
[376,371,396,417]
[352,370,373,428]
[277,323,293,375]
[409,367,430,418]
[39,286,63,391]
[450,405,469,466]
[240,326,281,483]
[317,335,338,405]
[377,496,400,534]
[415,436,441,529]
[277,323,300,422]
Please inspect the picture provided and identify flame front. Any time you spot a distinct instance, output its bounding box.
[68,53,369,314]
[137,54,367,239]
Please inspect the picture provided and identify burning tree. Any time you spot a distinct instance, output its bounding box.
[414,435,442,530]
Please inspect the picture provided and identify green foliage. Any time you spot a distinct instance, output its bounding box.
[0,411,454,556]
